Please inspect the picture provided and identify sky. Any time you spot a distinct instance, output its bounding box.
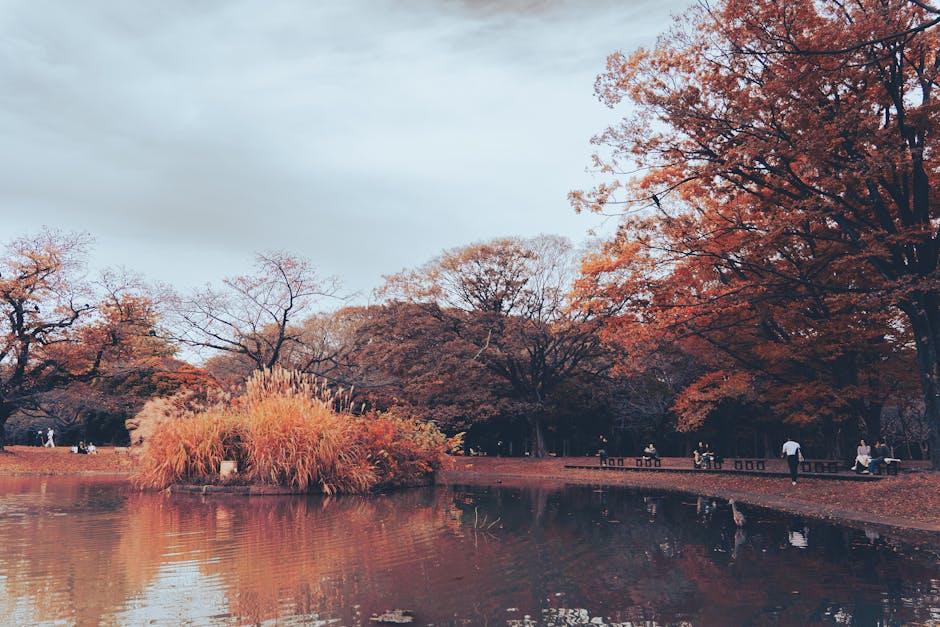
[0,0,690,301]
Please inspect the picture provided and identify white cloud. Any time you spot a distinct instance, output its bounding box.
[0,0,691,296]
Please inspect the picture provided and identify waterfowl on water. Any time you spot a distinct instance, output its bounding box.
[729,499,746,527]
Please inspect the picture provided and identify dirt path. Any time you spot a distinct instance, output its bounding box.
[441,457,940,545]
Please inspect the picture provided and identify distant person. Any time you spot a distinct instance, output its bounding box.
[598,435,609,466]
[852,439,871,472]
[44,428,55,448]
[643,443,660,461]
[781,437,802,485]
[87,443,97,455]
[35,430,44,447]
[77,441,87,455]
[709,443,723,464]
[702,443,717,465]
[692,441,706,469]
[867,439,890,474]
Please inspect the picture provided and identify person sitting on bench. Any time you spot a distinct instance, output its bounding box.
[643,443,660,461]
[692,442,706,468]
[851,439,871,472]
[867,439,890,474]
[703,443,719,465]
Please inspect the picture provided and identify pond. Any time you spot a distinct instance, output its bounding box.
[0,477,936,626]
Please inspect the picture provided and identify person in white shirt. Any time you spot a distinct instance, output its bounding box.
[781,437,801,485]
[852,439,871,472]
[44,428,55,448]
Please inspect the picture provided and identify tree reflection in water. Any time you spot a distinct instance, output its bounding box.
[0,477,936,625]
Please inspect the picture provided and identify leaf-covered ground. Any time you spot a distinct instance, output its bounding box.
[0,445,133,474]
[443,457,940,533]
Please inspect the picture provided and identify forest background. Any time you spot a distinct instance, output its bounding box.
[1,0,937,467]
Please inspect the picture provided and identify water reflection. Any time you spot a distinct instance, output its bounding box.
[0,477,936,625]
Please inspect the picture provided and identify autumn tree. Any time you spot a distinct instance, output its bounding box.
[384,236,613,457]
[574,0,940,464]
[0,231,169,447]
[341,302,514,432]
[202,309,360,388]
[166,252,342,372]
[608,346,702,454]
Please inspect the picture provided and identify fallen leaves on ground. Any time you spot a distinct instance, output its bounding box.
[0,446,133,474]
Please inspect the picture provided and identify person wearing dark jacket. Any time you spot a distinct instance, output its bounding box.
[867,439,891,474]
[643,443,660,461]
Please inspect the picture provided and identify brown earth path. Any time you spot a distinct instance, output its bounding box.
[441,457,940,545]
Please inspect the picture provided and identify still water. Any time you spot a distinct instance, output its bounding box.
[0,477,936,626]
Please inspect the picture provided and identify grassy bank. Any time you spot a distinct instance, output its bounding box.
[0,446,133,475]
[442,457,940,540]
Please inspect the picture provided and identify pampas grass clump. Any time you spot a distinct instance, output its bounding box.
[135,368,448,494]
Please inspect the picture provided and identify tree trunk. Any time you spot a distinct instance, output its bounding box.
[902,296,940,469]
[863,403,882,441]
[530,416,547,458]
[0,403,13,451]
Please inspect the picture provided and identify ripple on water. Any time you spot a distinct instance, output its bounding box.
[0,477,935,625]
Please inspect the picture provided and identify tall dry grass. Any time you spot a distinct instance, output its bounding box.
[135,368,449,494]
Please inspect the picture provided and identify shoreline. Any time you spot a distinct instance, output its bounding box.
[3,447,937,545]
[440,457,940,547]
[0,446,134,475]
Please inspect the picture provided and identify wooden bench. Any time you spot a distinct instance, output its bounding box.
[691,457,723,470]
[732,458,766,471]
[872,458,901,476]
[634,457,662,468]
[799,459,842,474]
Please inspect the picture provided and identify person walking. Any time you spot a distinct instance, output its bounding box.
[35,430,44,447]
[781,437,802,485]
[597,434,609,466]
[44,427,55,448]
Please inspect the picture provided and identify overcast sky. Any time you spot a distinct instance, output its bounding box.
[0,0,690,301]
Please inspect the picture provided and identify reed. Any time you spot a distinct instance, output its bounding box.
[135,367,448,494]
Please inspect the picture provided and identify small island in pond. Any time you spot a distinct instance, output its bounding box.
[134,368,455,494]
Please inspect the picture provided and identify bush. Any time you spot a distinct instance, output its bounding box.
[135,368,449,494]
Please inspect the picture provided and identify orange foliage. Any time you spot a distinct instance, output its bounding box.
[574,0,936,449]
[135,368,449,493]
